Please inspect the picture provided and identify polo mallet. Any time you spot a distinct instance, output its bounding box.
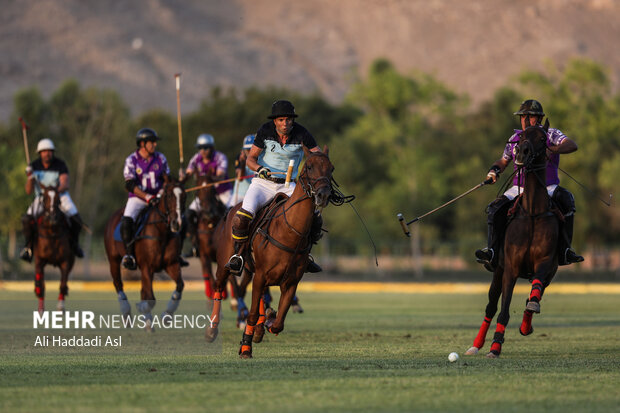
[174,73,184,169]
[284,160,295,188]
[19,117,30,165]
[398,180,491,237]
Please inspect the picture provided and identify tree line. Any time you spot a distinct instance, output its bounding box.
[0,57,618,270]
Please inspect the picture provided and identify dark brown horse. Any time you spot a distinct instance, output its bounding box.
[192,175,226,299]
[103,176,186,329]
[33,185,75,313]
[206,150,334,358]
[466,121,560,358]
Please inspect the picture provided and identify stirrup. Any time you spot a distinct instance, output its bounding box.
[475,248,495,272]
[121,255,137,271]
[20,247,33,263]
[225,254,244,275]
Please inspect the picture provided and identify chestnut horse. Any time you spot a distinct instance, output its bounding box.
[33,185,75,313]
[466,121,560,358]
[206,151,334,358]
[103,176,186,329]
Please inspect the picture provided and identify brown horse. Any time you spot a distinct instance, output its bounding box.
[33,185,75,313]
[103,176,186,329]
[206,150,334,358]
[466,121,560,358]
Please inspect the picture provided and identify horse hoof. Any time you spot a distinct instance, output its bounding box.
[265,307,276,320]
[253,324,265,343]
[519,325,534,336]
[144,320,155,333]
[292,304,304,314]
[525,301,540,313]
[486,351,500,359]
[239,351,252,359]
[205,327,219,343]
[56,300,65,312]
[464,346,479,356]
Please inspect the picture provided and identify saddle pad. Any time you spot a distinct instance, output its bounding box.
[112,208,151,242]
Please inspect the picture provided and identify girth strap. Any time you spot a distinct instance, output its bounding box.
[257,228,311,255]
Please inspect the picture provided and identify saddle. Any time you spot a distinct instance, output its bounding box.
[112,206,156,243]
[241,192,312,274]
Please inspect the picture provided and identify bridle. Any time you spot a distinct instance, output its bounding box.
[148,182,184,234]
[297,152,333,204]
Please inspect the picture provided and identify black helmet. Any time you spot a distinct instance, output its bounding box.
[514,99,545,116]
[136,128,160,143]
[268,100,298,119]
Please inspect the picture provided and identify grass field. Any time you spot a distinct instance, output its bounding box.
[0,286,619,412]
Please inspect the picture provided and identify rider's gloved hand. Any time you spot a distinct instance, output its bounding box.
[257,166,271,180]
[485,165,501,185]
[144,194,158,205]
[178,168,186,182]
[25,166,33,176]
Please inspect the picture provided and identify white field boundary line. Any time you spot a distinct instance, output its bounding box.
[1,281,619,294]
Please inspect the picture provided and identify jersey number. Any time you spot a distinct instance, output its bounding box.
[141,172,156,189]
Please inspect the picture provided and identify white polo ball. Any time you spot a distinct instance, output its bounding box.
[448,352,459,362]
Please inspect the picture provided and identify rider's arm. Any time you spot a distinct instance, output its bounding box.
[58,173,70,193]
[246,145,263,172]
[486,157,510,184]
[548,138,577,155]
[25,173,35,195]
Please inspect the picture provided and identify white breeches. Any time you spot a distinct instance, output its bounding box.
[188,189,233,212]
[241,178,295,216]
[504,184,558,201]
[27,192,78,217]
[123,197,148,220]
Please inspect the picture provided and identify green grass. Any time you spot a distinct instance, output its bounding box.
[0,290,619,412]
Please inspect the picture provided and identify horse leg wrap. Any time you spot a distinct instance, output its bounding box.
[136,300,154,314]
[118,291,131,316]
[203,275,214,299]
[473,316,492,349]
[529,280,544,302]
[165,291,182,314]
[34,274,44,298]
[520,310,534,336]
[239,324,255,355]
[59,285,68,297]
[489,324,506,355]
[257,298,266,325]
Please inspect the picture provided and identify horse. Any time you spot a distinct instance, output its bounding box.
[33,185,75,313]
[103,176,186,329]
[206,150,334,358]
[466,121,561,358]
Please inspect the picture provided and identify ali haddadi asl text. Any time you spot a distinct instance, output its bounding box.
[34,335,121,347]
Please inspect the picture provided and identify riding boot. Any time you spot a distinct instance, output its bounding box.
[20,214,35,262]
[225,209,253,275]
[559,214,584,265]
[475,196,510,272]
[120,216,137,270]
[183,209,198,257]
[69,214,85,258]
[305,211,323,273]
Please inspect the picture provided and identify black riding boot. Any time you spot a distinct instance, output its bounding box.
[69,214,85,258]
[183,209,198,257]
[306,211,323,273]
[20,214,35,262]
[120,217,137,270]
[475,196,511,272]
[225,209,253,275]
[559,214,584,265]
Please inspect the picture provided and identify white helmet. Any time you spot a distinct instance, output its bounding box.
[195,134,215,148]
[37,138,56,152]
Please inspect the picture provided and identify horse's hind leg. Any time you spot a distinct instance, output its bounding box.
[466,267,502,355]
[162,263,184,319]
[205,266,229,343]
[137,268,156,332]
[266,281,299,335]
[487,274,517,358]
[57,261,72,312]
[238,276,266,358]
[109,256,131,318]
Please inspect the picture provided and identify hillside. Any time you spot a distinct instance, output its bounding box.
[1,0,619,120]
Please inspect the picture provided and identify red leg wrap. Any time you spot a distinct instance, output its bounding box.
[58,293,64,301]
[473,317,492,349]
[520,310,533,334]
[203,275,214,299]
[529,279,543,302]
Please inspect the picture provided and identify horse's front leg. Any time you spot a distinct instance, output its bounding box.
[162,260,184,320]
[205,265,230,343]
[521,258,557,334]
[466,266,503,356]
[57,260,72,312]
[238,275,266,359]
[34,258,45,314]
[487,271,518,358]
[199,250,215,300]
[266,277,300,336]
[137,265,156,332]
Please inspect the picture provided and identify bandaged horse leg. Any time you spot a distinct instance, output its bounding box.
[526,279,544,313]
[466,269,501,355]
[34,272,45,314]
[57,267,70,312]
[117,291,131,318]
[238,278,266,358]
[136,299,156,331]
[252,297,266,343]
[519,309,534,336]
[203,273,214,299]
[487,275,517,358]
[205,291,222,343]
[161,290,182,319]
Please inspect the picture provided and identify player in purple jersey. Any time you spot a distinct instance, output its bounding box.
[20,138,85,261]
[180,133,232,257]
[120,128,188,270]
[475,99,584,271]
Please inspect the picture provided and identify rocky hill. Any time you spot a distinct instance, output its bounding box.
[2,0,619,120]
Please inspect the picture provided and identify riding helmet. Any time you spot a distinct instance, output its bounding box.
[243,134,255,150]
[37,138,56,153]
[136,128,160,143]
[514,99,545,116]
[268,100,298,119]
[195,134,215,149]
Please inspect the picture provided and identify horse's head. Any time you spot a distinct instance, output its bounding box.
[160,175,186,233]
[196,175,222,218]
[515,119,549,169]
[41,185,62,226]
[298,149,334,208]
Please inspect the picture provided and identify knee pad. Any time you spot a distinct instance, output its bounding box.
[232,209,253,240]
